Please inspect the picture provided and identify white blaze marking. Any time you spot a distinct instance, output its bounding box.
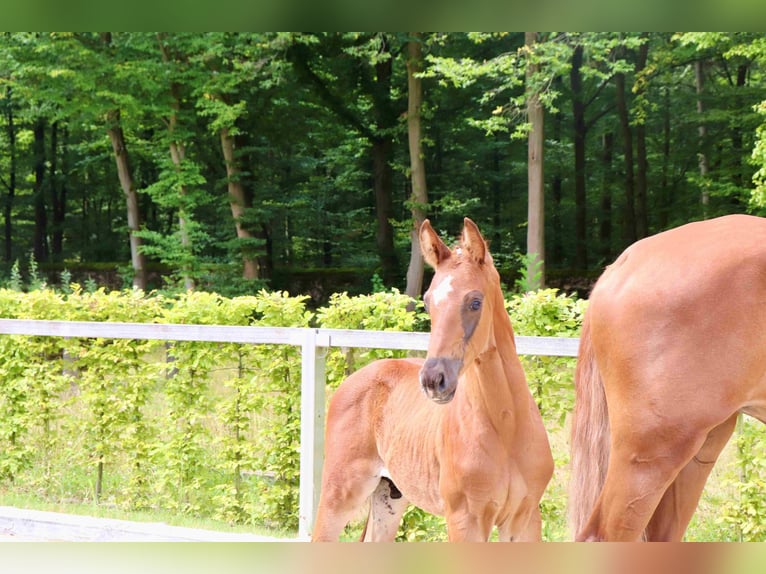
[431,274,454,308]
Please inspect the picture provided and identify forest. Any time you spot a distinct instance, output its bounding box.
[1,32,765,301]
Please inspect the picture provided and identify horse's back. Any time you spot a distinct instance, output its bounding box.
[331,357,423,401]
[326,358,424,427]
[589,214,766,421]
[595,215,766,301]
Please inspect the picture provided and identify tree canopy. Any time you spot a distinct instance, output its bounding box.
[1,32,765,299]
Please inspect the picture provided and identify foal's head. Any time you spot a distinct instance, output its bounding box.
[418,218,502,404]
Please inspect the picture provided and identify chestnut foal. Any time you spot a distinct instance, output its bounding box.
[311,218,553,541]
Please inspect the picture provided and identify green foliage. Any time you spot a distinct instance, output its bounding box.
[513,251,544,293]
[507,288,585,424]
[65,288,163,505]
[0,287,306,531]
[370,272,385,294]
[315,289,427,391]
[2,32,766,291]
[718,416,766,541]
[26,253,45,291]
[7,261,22,291]
[245,291,312,530]
[751,101,766,210]
[396,506,447,542]
[505,289,586,540]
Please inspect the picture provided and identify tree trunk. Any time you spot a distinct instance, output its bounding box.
[659,86,671,229]
[695,59,710,217]
[571,44,587,269]
[371,38,398,285]
[3,86,16,263]
[615,70,636,246]
[168,135,195,291]
[33,118,49,263]
[526,32,545,289]
[50,121,67,260]
[220,126,260,280]
[551,108,563,265]
[372,136,397,284]
[731,63,748,189]
[634,40,649,239]
[102,33,147,290]
[106,109,147,290]
[405,34,428,300]
[158,33,194,291]
[600,132,614,261]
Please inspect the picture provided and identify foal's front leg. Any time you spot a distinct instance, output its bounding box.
[512,504,543,542]
[444,494,496,541]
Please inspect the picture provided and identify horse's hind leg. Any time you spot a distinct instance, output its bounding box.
[645,414,738,541]
[578,418,713,541]
[360,477,409,541]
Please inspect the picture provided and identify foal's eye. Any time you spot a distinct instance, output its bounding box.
[469,298,482,312]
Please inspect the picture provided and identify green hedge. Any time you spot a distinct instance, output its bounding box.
[0,285,756,540]
[0,286,432,533]
[0,284,584,538]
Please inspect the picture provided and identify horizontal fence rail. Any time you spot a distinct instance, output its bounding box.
[0,318,580,540]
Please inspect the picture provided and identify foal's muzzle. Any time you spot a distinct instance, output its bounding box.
[420,358,462,404]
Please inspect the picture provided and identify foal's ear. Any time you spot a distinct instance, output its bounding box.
[461,218,487,264]
[420,219,451,268]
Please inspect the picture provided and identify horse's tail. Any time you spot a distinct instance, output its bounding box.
[568,316,610,539]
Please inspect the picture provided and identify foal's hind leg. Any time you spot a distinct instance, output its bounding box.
[312,459,383,541]
[645,414,738,541]
[360,477,409,541]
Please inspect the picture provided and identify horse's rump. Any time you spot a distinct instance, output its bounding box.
[568,214,766,541]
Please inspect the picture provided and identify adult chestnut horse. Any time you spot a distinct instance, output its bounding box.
[311,218,553,541]
[570,214,766,541]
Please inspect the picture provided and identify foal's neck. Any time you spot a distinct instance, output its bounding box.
[464,291,529,413]
[488,287,518,361]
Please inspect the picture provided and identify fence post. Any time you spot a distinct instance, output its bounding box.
[298,328,327,540]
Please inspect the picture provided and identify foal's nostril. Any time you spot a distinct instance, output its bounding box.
[420,357,461,403]
[423,372,440,392]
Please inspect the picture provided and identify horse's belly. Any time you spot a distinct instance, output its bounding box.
[386,464,445,517]
[372,370,448,515]
[377,424,446,516]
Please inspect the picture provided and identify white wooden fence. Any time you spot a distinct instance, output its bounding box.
[0,318,580,540]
